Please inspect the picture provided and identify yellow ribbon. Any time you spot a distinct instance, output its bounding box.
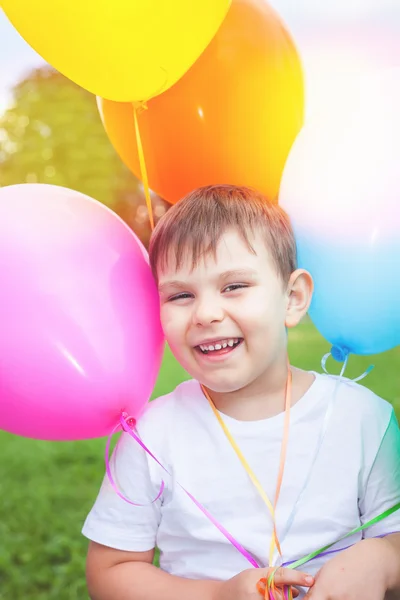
[133,103,154,231]
[201,364,292,570]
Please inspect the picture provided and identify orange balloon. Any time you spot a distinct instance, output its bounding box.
[99,0,304,204]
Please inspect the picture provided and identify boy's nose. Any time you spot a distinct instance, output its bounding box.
[192,299,224,326]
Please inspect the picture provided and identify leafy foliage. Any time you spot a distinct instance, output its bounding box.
[0,67,168,247]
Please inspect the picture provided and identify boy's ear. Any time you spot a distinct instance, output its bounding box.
[285,269,314,328]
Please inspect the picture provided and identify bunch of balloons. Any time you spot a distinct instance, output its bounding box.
[0,0,306,441]
[97,0,304,205]
[1,1,398,444]
[3,0,305,206]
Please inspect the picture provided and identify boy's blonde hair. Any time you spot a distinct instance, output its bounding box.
[149,185,297,284]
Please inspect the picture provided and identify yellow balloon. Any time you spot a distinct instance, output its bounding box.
[2,0,231,102]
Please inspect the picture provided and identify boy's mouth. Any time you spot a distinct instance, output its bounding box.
[195,337,243,356]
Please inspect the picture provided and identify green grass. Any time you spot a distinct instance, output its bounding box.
[0,321,398,599]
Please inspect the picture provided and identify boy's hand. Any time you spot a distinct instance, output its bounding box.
[215,566,314,600]
[304,538,396,599]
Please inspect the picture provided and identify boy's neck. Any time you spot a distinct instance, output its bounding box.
[204,363,315,422]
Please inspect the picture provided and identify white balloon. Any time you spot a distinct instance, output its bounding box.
[279,69,400,241]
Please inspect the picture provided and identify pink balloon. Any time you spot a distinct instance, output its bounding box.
[0,184,164,441]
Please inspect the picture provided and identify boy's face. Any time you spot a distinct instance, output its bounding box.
[157,228,291,393]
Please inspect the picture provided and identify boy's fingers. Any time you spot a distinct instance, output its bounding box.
[265,567,314,588]
[257,582,300,600]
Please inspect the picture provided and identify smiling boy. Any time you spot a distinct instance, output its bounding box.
[83,185,400,600]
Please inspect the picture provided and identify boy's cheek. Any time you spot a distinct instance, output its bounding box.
[159,318,173,342]
[159,307,174,331]
[159,317,183,348]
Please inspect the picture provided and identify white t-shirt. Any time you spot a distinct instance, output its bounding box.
[82,373,400,593]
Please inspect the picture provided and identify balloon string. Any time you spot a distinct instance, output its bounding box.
[321,347,374,382]
[268,370,291,600]
[105,418,164,505]
[118,414,260,568]
[201,361,292,566]
[133,104,154,230]
[272,367,292,555]
[105,414,400,595]
[278,352,350,549]
[287,503,400,571]
[283,530,400,568]
[261,515,400,599]
[257,568,293,600]
[202,360,292,599]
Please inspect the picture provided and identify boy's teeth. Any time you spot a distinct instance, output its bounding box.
[199,338,240,352]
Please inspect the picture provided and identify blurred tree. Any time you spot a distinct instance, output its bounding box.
[0,66,168,247]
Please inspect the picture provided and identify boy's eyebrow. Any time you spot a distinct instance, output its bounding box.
[220,268,258,281]
[158,280,187,293]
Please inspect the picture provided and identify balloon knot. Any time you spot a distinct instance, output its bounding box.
[133,101,148,114]
[120,412,136,430]
[331,345,349,363]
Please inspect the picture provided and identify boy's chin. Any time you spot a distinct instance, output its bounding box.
[199,378,246,394]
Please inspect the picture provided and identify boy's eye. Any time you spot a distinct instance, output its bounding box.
[168,292,193,302]
[223,283,248,293]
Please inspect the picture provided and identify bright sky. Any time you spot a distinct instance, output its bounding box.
[0,2,400,117]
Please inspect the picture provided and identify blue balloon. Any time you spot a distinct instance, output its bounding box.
[296,232,400,356]
[279,70,400,357]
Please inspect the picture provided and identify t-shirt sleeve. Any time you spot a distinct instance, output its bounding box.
[81,430,163,552]
[359,409,400,538]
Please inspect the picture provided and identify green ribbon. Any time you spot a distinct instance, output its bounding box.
[289,502,400,570]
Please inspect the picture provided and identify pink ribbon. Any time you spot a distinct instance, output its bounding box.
[105,414,260,568]
[105,419,165,506]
